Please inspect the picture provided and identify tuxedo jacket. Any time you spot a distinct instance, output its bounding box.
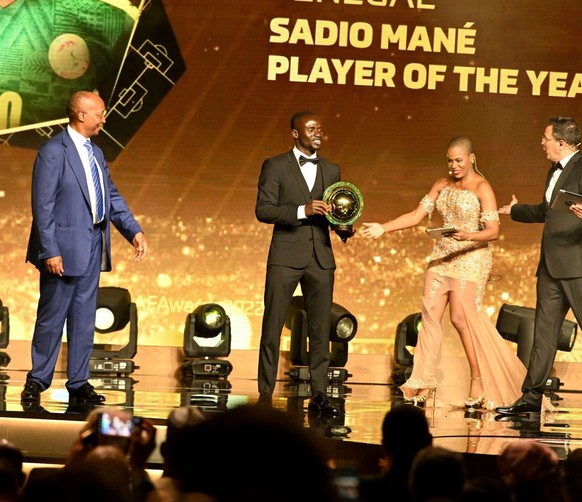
[255,150,340,270]
[511,151,582,279]
[26,128,142,276]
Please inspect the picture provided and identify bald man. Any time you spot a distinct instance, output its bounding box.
[23,91,147,406]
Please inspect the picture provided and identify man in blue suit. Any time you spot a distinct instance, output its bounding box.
[22,90,147,405]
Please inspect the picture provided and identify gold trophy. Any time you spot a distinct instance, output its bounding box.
[322,181,364,243]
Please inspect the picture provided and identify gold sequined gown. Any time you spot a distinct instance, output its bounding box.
[400,187,528,409]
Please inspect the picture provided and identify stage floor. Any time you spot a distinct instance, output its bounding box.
[0,364,582,474]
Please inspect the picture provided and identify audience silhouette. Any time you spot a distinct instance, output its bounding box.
[459,475,513,502]
[2,401,582,502]
[498,441,563,502]
[0,439,25,502]
[58,445,133,502]
[562,448,582,502]
[148,405,208,501]
[163,404,338,501]
[358,405,433,502]
[22,407,156,502]
[409,446,466,502]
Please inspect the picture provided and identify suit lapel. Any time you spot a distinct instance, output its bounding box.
[62,130,92,208]
[312,162,324,198]
[554,151,581,197]
[287,151,312,202]
[319,159,332,190]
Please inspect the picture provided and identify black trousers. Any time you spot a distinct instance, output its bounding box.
[522,260,582,404]
[258,257,334,396]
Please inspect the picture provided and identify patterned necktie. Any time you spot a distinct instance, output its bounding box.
[84,139,104,221]
[299,155,320,166]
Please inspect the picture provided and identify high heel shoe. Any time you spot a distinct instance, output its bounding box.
[464,395,485,409]
[465,417,483,453]
[403,388,436,408]
[404,395,428,408]
[465,377,484,409]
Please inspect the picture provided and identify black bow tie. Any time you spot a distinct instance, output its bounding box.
[299,156,319,166]
[554,162,563,170]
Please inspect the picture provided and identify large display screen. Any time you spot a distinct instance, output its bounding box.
[1,0,581,363]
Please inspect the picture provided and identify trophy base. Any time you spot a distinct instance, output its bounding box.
[333,225,355,243]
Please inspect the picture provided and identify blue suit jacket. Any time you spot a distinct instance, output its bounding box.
[26,128,142,275]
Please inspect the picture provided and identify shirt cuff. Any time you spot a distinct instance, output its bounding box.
[297,205,307,220]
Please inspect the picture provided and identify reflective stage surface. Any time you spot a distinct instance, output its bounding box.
[0,364,582,473]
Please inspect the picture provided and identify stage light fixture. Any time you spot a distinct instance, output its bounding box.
[0,353,10,368]
[181,358,233,378]
[393,312,422,367]
[286,366,352,383]
[390,312,421,386]
[89,287,138,375]
[184,392,229,411]
[180,377,232,410]
[91,376,137,408]
[496,303,577,365]
[286,296,358,371]
[183,303,231,358]
[182,303,233,379]
[324,424,353,439]
[307,398,347,430]
[329,302,358,344]
[0,299,9,349]
[284,380,352,399]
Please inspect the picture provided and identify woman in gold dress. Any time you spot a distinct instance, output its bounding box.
[361,136,527,409]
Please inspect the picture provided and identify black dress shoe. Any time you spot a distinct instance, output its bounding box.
[21,402,48,413]
[308,392,340,417]
[257,394,273,407]
[308,412,340,428]
[495,399,541,415]
[21,380,42,402]
[68,383,105,404]
[66,402,98,414]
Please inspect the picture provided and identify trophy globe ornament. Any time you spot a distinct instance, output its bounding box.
[322,181,364,243]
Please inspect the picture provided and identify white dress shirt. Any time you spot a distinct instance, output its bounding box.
[294,147,318,220]
[67,125,105,224]
[546,150,578,203]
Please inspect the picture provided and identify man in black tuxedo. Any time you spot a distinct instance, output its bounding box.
[255,111,340,416]
[496,116,582,415]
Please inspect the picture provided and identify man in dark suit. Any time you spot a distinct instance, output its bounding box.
[22,90,147,405]
[255,111,340,416]
[496,116,582,415]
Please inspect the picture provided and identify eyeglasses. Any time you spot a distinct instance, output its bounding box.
[541,135,557,143]
[80,110,107,119]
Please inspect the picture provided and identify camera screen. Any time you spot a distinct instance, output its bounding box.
[97,412,134,438]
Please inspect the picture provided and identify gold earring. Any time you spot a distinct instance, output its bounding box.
[472,158,484,177]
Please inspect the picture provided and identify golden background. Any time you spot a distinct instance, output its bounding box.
[1,0,581,363]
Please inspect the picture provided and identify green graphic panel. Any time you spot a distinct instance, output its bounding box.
[0,0,185,160]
